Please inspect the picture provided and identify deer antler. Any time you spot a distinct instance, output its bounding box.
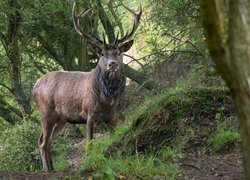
[115,0,142,45]
[72,2,102,45]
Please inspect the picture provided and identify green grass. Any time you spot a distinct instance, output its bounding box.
[54,158,69,171]
[80,141,179,179]
[73,128,180,179]
[208,121,240,152]
[53,138,71,171]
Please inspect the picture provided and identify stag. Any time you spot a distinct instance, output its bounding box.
[33,2,142,171]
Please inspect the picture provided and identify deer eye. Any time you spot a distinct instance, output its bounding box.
[100,52,104,56]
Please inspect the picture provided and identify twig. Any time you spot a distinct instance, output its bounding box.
[0,83,14,94]
[179,162,201,170]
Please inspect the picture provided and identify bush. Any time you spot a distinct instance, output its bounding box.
[208,121,240,152]
[0,120,72,171]
[0,121,41,171]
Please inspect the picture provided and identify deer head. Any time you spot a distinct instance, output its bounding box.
[72,1,142,76]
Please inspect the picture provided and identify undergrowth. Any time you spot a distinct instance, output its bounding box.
[0,120,71,171]
[0,121,41,171]
[76,138,179,179]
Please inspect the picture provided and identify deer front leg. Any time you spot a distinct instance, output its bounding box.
[108,118,119,132]
[86,116,95,142]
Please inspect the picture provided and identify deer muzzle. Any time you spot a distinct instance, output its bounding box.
[107,60,119,72]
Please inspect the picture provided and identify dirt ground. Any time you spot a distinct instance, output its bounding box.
[0,170,69,180]
[179,153,244,180]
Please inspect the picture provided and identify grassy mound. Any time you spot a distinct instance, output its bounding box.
[107,86,239,156]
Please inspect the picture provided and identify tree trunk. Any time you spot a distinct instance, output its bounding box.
[76,1,91,71]
[200,0,250,178]
[228,1,250,177]
[0,95,23,124]
[96,0,115,42]
[5,0,32,117]
[8,36,32,116]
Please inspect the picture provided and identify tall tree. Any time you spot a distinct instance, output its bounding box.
[200,0,250,178]
[0,0,32,118]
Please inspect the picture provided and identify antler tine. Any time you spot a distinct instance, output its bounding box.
[123,4,136,16]
[103,33,106,45]
[78,8,92,18]
[72,2,102,44]
[113,32,120,45]
[116,1,142,45]
[72,2,90,38]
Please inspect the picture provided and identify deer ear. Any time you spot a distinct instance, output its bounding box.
[119,40,134,53]
[87,41,102,54]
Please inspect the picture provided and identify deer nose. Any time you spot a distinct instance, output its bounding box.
[108,61,118,68]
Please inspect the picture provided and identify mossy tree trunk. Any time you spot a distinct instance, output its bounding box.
[200,0,250,178]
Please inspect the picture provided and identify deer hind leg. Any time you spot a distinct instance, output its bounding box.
[52,121,66,139]
[38,120,56,171]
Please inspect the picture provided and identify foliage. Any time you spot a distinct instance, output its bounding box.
[0,120,71,171]
[0,121,41,171]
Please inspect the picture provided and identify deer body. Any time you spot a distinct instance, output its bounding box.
[34,69,125,127]
[34,1,142,171]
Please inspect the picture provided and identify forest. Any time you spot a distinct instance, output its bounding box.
[0,0,250,179]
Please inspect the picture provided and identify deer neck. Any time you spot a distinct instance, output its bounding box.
[94,65,125,100]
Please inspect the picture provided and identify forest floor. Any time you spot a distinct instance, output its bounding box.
[179,153,243,179]
[0,137,244,180]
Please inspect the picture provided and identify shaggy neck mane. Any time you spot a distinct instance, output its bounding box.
[94,65,125,99]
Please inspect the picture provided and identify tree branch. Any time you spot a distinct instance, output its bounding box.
[35,33,64,68]
[0,31,8,52]
[96,0,116,42]
[124,64,162,91]
[0,83,14,95]
[0,95,23,124]
[108,0,124,36]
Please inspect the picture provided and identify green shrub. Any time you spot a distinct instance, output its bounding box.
[0,121,41,171]
[209,122,240,152]
[0,120,71,171]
